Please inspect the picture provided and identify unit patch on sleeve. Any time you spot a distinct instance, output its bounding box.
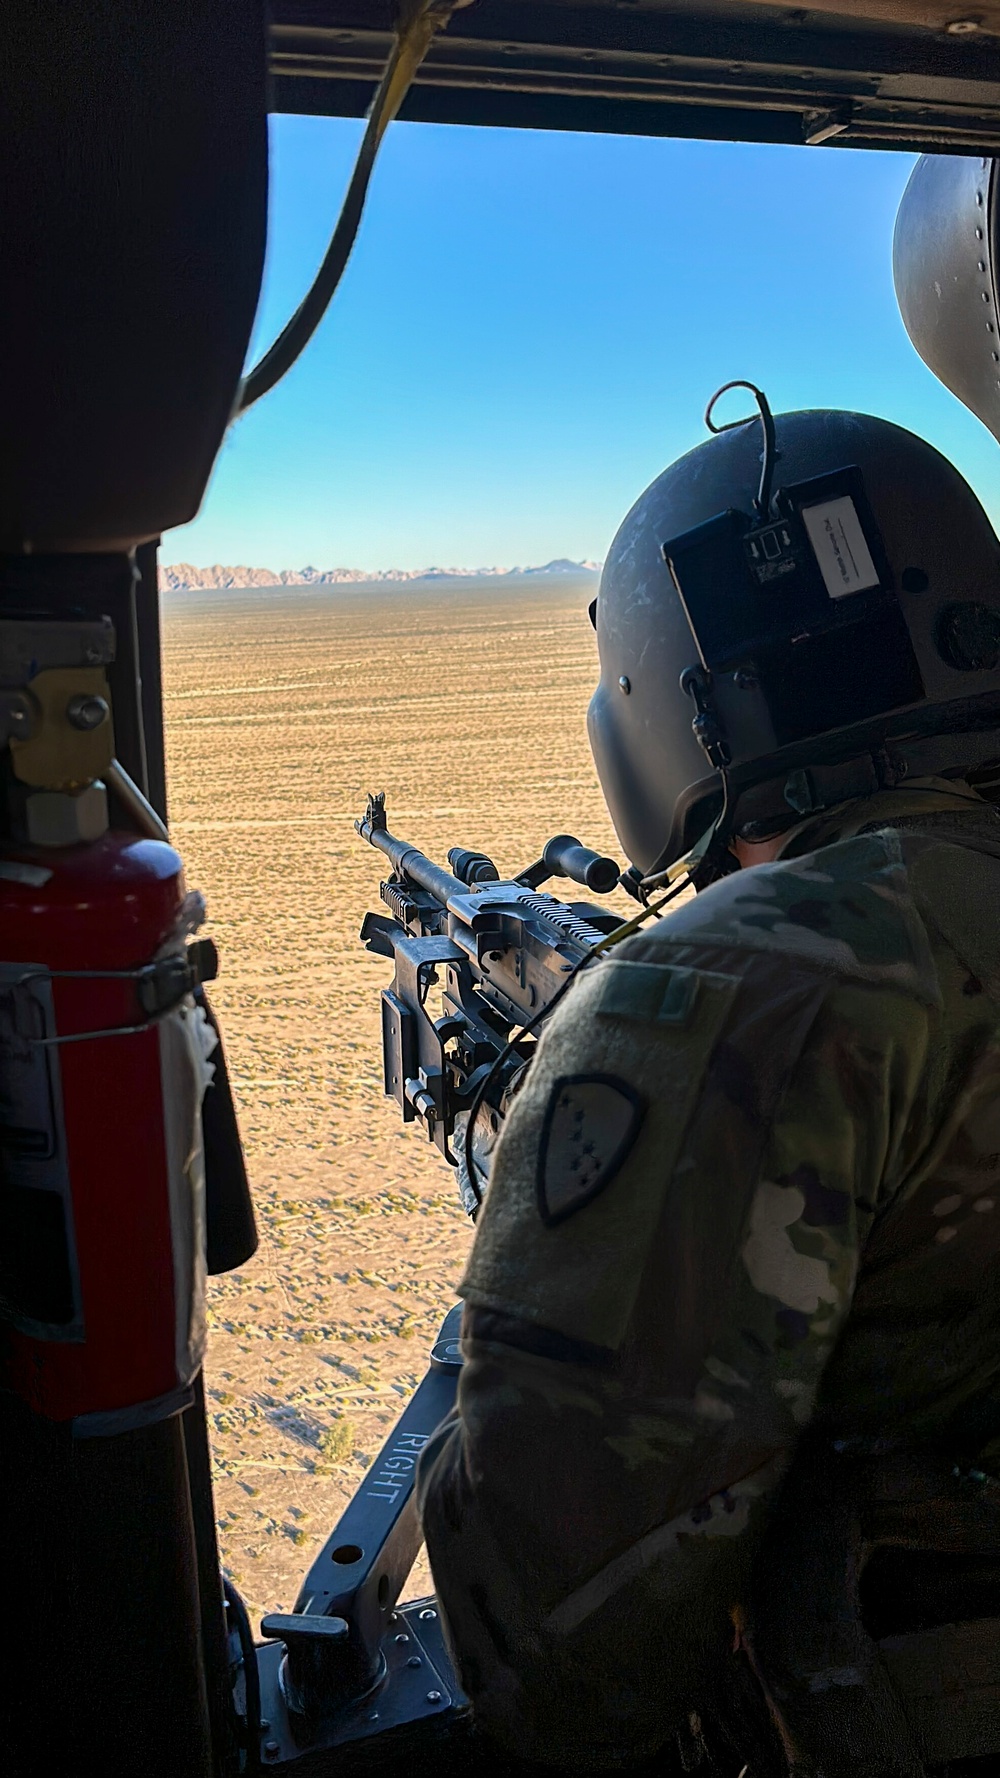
[536,1074,645,1227]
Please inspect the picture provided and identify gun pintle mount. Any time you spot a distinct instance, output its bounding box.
[355,793,622,1214]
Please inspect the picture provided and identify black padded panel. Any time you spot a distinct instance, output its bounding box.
[0,2,268,551]
[894,155,1000,445]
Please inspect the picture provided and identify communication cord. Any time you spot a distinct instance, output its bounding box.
[237,1,474,412]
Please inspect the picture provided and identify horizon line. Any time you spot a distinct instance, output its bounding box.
[160,557,603,589]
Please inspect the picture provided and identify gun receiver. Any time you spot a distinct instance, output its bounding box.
[355,793,622,1214]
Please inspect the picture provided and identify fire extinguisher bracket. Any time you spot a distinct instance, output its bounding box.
[8,935,219,1046]
[138,936,219,1016]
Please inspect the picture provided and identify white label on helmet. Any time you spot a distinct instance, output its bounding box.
[801,495,880,599]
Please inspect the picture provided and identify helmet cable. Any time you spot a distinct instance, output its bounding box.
[704,380,777,519]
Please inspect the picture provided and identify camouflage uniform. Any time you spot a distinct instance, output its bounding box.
[416,781,1000,1768]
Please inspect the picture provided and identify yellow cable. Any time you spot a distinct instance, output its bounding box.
[378,2,475,142]
[589,878,692,955]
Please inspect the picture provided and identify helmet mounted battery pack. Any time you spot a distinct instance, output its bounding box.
[662,466,925,747]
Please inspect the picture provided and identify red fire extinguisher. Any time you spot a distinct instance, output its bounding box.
[0,820,218,1429]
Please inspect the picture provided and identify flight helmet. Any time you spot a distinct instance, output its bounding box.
[588,391,1000,882]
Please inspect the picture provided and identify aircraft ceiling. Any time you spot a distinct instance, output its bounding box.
[270,1,1000,151]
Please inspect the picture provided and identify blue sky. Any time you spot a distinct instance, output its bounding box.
[168,117,1000,570]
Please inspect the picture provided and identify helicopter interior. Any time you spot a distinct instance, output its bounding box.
[5,3,1000,1775]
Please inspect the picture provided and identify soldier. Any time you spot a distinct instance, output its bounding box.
[416,401,1000,1771]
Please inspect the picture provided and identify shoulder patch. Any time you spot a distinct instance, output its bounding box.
[594,960,701,1026]
[536,1074,644,1226]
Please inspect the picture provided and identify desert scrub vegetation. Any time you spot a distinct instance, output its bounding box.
[316,1419,355,1471]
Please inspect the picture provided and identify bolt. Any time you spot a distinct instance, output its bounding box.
[407,1655,422,1668]
[419,1608,437,1620]
[66,693,109,732]
[618,675,631,694]
[427,1690,442,1704]
[4,695,33,737]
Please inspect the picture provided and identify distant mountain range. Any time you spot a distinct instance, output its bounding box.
[160,558,601,592]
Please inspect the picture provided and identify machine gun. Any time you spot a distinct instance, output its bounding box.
[356,792,625,1212]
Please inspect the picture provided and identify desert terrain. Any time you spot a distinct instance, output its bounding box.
[161,572,630,1622]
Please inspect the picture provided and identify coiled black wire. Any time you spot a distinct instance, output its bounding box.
[223,1577,262,1771]
[704,379,777,518]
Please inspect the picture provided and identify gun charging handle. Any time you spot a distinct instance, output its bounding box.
[540,834,620,894]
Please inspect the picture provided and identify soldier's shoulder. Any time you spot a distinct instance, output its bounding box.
[638,829,941,1004]
[896,827,1000,999]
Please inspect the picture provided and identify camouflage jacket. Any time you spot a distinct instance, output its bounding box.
[417,783,1000,1766]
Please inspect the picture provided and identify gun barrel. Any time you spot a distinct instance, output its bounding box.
[356,816,467,906]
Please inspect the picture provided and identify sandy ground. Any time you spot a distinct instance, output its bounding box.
[161,573,631,1623]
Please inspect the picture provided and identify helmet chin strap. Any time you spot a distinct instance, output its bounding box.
[639,768,737,897]
[639,739,913,897]
[689,774,739,889]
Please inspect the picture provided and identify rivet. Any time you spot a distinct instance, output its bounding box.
[992,351,998,361]
[977,191,985,206]
[618,674,631,694]
[66,692,110,732]
[394,1632,409,1643]
[733,668,758,691]
[407,1655,422,1668]
[368,1712,380,1722]
[427,1690,443,1704]
[983,291,991,302]
[988,321,995,331]
[264,1742,280,1759]
[977,226,985,239]
[980,260,988,271]
[419,1608,437,1620]
[946,17,982,31]
[260,1720,271,1731]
